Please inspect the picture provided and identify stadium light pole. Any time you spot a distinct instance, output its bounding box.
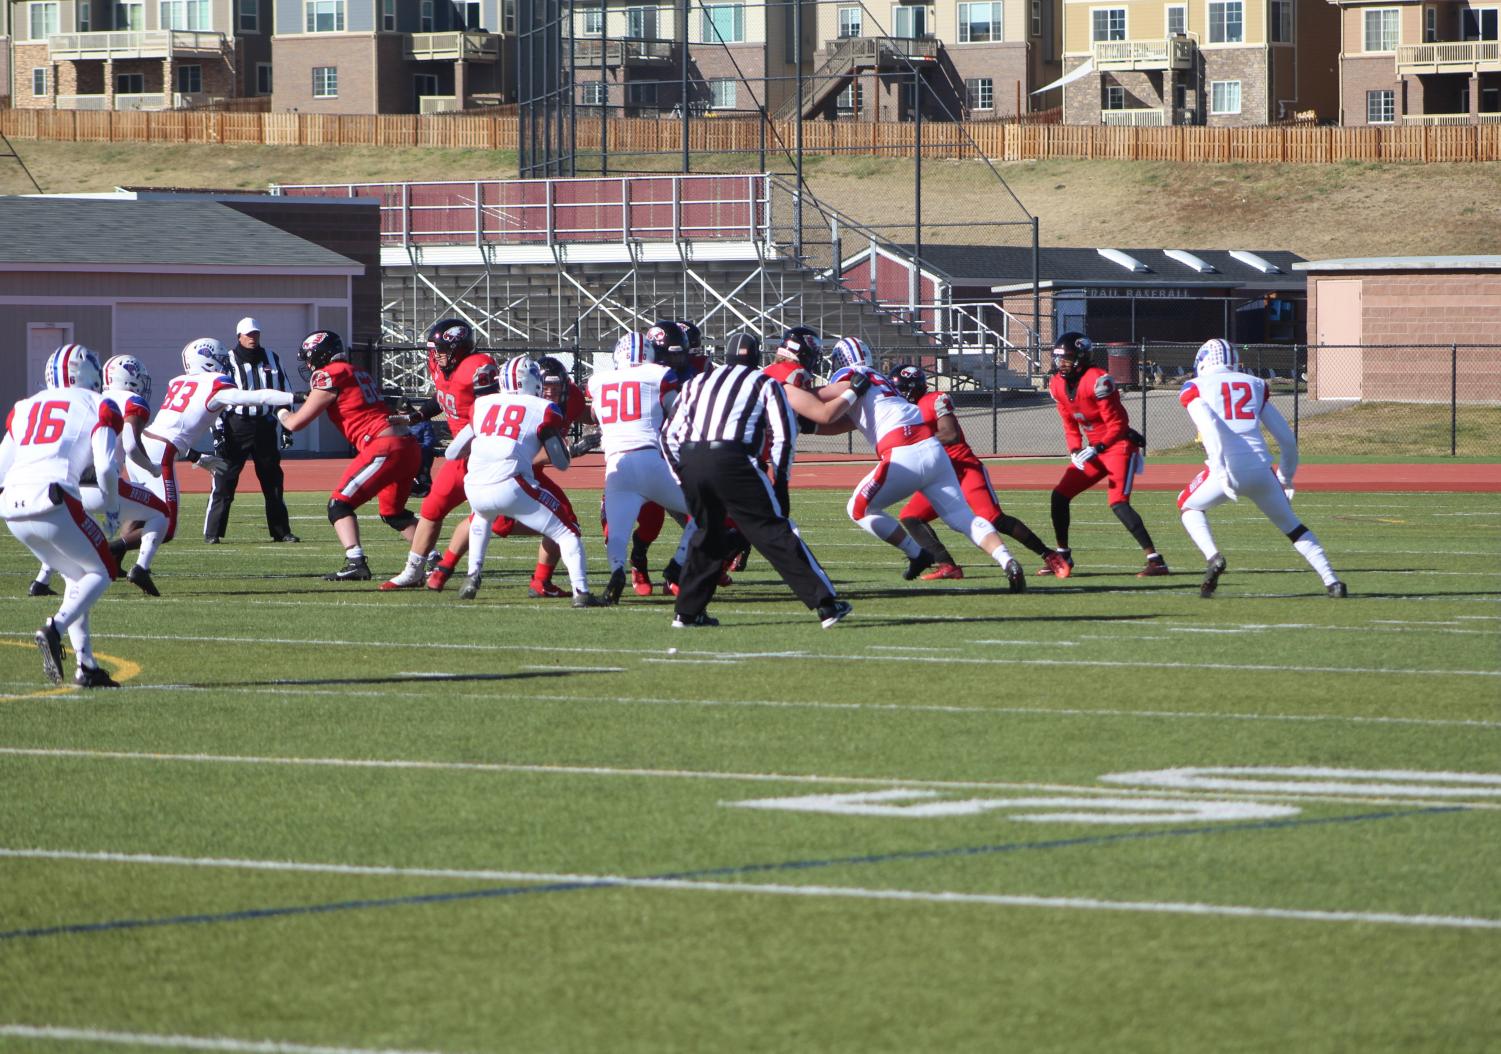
[793,0,803,257]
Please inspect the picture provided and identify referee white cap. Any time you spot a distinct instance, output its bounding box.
[236,317,263,336]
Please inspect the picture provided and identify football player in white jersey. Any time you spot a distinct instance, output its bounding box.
[445,357,602,607]
[821,336,1026,590]
[587,329,696,605]
[0,345,125,687]
[1177,338,1346,598]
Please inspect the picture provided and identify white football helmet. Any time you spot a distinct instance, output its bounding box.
[830,335,872,371]
[613,332,650,368]
[1194,338,1240,376]
[499,355,543,398]
[44,344,103,392]
[103,354,152,403]
[182,337,229,375]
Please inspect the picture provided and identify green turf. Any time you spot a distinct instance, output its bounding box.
[0,487,1497,1054]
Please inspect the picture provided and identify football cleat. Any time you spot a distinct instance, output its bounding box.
[35,619,64,686]
[1041,549,1073,578]
[1137,556,1170,578]
[324,557,372,582]
[1004,559,1026,593]
[1200,554,1228,599]
[902,550,936,581]
[425,564,453,591]
[425,551,444,575]
[604,567,627,606]
[1326,580,1348,598]
[921,562,964,581]
[380,564,426,591]
[631,568,653,596]
[661,559,681,597]
[529,579,566,598]
[671,611,720,628]
[28,580,56,597]
[108,538,128,563]
[718,562,735,587]
[729,548,750,573]
[818,599,853,629]
[572,590,606,608]
[126,564,160,597]
[275,534,301,543]
[458,573,482,600]
[74,664,120,689]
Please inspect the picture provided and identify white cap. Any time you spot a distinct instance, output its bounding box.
[236,317,262,336]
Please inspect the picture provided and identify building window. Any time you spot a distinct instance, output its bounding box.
[1208,0,1242,42]
[256,62,272,93]
[312,65,338,97]
[32,67,47,97]
[626,80,657,106]
[420,0,433,31]
[1031,0,1041,35]
[117,0,143,27]
[161,0,210,31]
[1366,88,1394,123]
[176,64,202,93]
[837,5,862,37]
[115,72,145,93]
[239,0,257,31]
[958,1,1001,42]
[700,4,744,42]
[836,80,861,113]
[581,80,606,105]
[892,4,929,38]
[1363,8,1398,50]
[1210,79,1241,114]
[305,0,345,32]
[966,76,994,110]
[1166,3,1186,34]
[1462,8,1499,39]
[580,6,603,33]
[78,0,91,30]
[28,1,59,40]
[626,6,656,37]
[1104,84,1125,109]
[414,72,438,107]
[1091,8,1126,41]
[1423,6,1436,42]
[460,0,481,28]
[1270,0,1292,41]
[708,78,736,108]
[504,0,515,31]
[381,0,395,30]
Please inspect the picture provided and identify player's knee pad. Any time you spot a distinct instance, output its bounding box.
[381,510,418,533]
[965,516,994,548]
[327,499,357,525]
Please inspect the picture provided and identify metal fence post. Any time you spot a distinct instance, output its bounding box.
[1294,344,1302,441]
[1452,343,1459,457]
[1139,339,1147,448]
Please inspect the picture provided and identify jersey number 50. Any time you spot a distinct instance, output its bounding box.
[597,381,642,424]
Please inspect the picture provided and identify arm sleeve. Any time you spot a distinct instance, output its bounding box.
[214,387,295,410]
[445,425,474,460]
[1261,401,1299,481]
[91,420,121,519]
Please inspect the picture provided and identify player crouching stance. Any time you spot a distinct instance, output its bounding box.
[444,357,602,607]
[1177,338,1346,599]
[0,345,124,687]
[277,331,421,581]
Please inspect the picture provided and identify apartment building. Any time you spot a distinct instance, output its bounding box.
[2,3,11,103]
[1059,0,1338,125]
[569,0,809,117]
[1330,0,1499,124]
[10,0,273,108]
[271,0,512,113]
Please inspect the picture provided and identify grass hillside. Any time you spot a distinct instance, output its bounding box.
[1,139,1498,258]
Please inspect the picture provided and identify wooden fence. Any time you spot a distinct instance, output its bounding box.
[3,109,1500,163]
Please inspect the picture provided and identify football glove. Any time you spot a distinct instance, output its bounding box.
[1276,467,1295,502]
[211,427,229,458]
[104,509,120,538]
[194,454,229,474]
[1070,446,1100,471]
[280,429,295,450]
[846,371,872,397]
[568,432,602,458]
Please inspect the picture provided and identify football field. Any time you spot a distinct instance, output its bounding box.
[0,486,1497,1053]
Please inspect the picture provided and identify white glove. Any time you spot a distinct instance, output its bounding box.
[194,454,229,474]
[1070,446,1099,471]
[1276,468,1295,502]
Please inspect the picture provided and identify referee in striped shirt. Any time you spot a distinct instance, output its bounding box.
[663,333,856,629]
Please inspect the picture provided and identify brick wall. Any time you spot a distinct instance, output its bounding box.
[1202,47,1268,126]
[945,42,1030,118]
[14,43,49,108]
[1061,57,1096,124]
[1340,54,1400,126]
[273,34,379,113]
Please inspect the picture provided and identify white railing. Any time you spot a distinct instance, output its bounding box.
[1101,108,1167,126]
[53,91,216,110]
[115,92,169,110]
[1402,111,1501,125]
[1396,40,1501,73]
[419,95,460,114]
[1093,36,1195,70]
[55,94,110,110]
[47,30,226,59]
[405,31,499,61]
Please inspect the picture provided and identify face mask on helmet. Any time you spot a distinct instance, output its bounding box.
[45,344,104,392]
[426,318,476,374]
[647,321,687,364]
[298,330,346,380]
[537,356,568,401]
[499,356,543,398]
[893,364,928,401]
[1194,337,1241,376]
[724,331,762,368]
[103,355,152,403]
[676,320,703,351]
[613,332,650,368]
[779,327,822,373]
[1052,332,1093,378]
[181,337,229,376]
[830,336,871,372]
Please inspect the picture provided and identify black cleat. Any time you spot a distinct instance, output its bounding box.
[35,619,64,685]
[27,580,56,597]
[817,599,853,629]
[108,538,128,563]
[604,567,627,606]
[572,590,606,608]
[903,550,936,581]
[204,536,221,544]
[274,533,301,543]
[671,611,720,628]
[1200,554,1228,599]
[1004,558,1026,593]
[74,664,120,689]
[324,557,372,582]
[1326,580,1348,598]
[126,564,160,597]
[458,573,482,600]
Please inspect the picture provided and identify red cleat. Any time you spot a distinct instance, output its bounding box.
[1137,556,1170,578]
[921,562,964,581]
[1039,550,1074,578]
[425,565,453,591]
[528,579,566,598]
[631,568,653,596]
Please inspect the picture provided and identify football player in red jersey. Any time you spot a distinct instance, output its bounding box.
[891,364,1068,581]
[1044,331,1167,578]
[276,330,421,581]
[378,319,498,590]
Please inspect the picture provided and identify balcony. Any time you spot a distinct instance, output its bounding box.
[1093,36,1196,72]
[54,92,220,110]
[1402,111,1501,125]
[1101,108,1166,126]
[569,38,675,66]
[404,31,500,62]
[46,30,227,60]
[419,95,460,113]
[1396,40,1501,75]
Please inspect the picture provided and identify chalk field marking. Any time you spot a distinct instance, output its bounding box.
[0,849,1496,933]
[726,789,1300,824]
[1102,767,1501,799]
[0,1025,451,1054]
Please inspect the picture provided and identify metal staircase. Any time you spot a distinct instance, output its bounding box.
[771,36,942,121]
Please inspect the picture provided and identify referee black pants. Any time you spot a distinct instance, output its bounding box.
[204,415,292,541]
[675,443,837,618]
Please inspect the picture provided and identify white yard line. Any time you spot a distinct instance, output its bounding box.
[0,1026,452,1054]
[0,850,1496,933]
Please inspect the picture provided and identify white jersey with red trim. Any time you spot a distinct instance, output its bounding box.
[829,364,923,449]
[145,371,237,454]
[1179,370,1272,462]
[1,389,122,498]
[587,362,679,459]
[102,386,151,466]
[465,391,565,488]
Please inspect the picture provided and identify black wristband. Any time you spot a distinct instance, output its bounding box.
[184,449,202,463]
